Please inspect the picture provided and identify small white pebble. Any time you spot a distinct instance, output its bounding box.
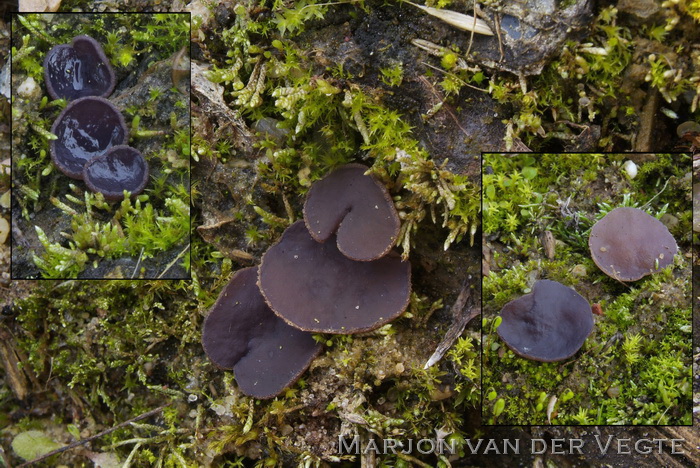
[622,160,637,179]
[17,77,40,100]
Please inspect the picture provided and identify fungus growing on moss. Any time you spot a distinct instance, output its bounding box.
[44,35,116,101]
[49,96,128,179]
[82,145,149,200]
[589,207,677,282]
[303,164,400,261]
[258,221,411,334]
[497,280,593,362]
[202,267,321,399]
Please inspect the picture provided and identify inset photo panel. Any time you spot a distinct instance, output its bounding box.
[482,153,692,425]
[11,12,190,279]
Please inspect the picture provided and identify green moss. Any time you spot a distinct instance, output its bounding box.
[202,1,479,257]
[482,153,692,425]
[485,6,699,149]
[380,62,405,87]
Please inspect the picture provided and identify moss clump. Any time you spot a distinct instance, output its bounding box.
[486,6,699,150]
[482,153,692,425]
[201,1,479,257]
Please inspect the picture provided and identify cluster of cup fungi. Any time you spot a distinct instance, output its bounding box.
[497,206,678,362]
[45,35,148,200]
[202,165,412,398]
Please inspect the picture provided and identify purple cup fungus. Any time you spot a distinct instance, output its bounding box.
[303,163,400,261]
[497,280,594,362]
[258,221,411,334]
[589,207,678,282]
[82,145,149,200]
[202,267,322,399]
[44,35,116,101]
[49,96,128,179]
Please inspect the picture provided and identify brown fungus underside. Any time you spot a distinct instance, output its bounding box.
[497,279,593,362]
[303,163,400,261]
[589,207,677,282]
[201,267,321,399]
[258,221,411,334]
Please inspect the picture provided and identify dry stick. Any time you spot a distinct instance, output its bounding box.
[16,405,168,468]
[157,244,190,279]
[396,451,433,468]
[493,11,505,63]
[131,247,145,279]
[0,445,12,468]
[424,276,479,369]
[417,75,472,140]
[419,61,489,94]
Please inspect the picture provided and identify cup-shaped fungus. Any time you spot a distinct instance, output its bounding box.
[259,221,411,334]
[589,207,677,282]
[303,164,400,261]
[83,145,149,200]
[497,280,593,362]
[44,35,116,101]
[49,96,128,179]
[202,267,322,399]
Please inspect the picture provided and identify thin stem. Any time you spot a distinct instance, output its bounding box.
[16,405,168,467]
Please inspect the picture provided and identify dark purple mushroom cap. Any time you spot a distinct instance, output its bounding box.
[589,207,678,282]
[497,280,593,362]
[303,164,400,261]
[202,267,322,399]
[259,221,411,334]
[49,96,128,179]
[44,35,116,101]
[83,145,149,200]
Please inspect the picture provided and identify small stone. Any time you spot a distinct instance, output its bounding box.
[430,384,455,401]
[17,77,41,100]
[659,213,678,231]
[622,160,637,179]
[570,264,587,277]
[18,0,62,12]
[677,121,700,138]
[0,217,8,244]
[0,191,10,209]
[617,0,660,19]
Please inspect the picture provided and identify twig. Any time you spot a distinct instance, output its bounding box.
[419,62,489,94]
[416,75,472,141]
[0,444,12,468]
[424,276,479,369]
[16,405,168,467]
[157,244,190,279]
[396,451,433,468]
[640,178,670,211]
[131,247,145,279]
[492,11,505,62]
